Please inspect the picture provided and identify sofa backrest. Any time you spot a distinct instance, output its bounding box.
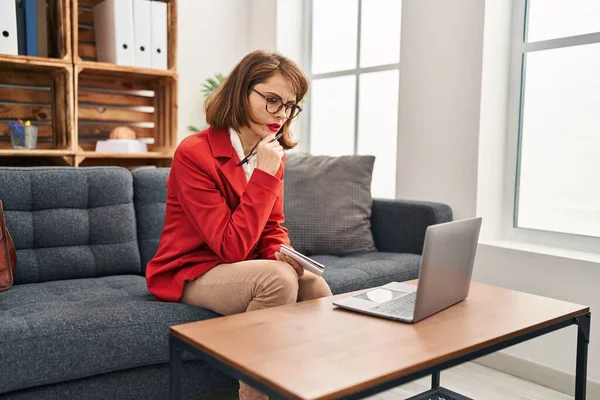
[132,167,169,274]
[0,167,141,284]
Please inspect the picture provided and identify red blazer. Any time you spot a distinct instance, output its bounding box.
[146,127,290,302]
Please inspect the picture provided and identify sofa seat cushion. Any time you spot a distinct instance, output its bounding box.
[313,252,421,295]
[0,275,219,394]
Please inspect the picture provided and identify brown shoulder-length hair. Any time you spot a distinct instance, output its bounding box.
[204,50,309,150]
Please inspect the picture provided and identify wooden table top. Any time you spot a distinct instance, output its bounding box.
[170,282,588,400]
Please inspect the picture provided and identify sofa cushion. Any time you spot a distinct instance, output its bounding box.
[314,252,421,295]
[283,154,377,256]
[0,167,141,284]
[132,167,170,273]
[0,275,219,394]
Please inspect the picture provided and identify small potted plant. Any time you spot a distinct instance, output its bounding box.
[188,73,226,133]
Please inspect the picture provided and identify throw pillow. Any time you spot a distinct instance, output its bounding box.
[283,153,377,256]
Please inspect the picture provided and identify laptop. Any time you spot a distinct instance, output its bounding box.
[333,217,482,323]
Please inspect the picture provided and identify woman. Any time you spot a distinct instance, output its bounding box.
[146,50,332,400]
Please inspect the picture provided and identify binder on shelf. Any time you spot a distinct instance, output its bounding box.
[0,0,19,55]
[150,0,167,69]
[133,0,151,68]
[93,0,135,66]
[22,0,37,56]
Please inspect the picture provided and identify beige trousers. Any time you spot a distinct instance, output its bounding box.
[180,259,333,400]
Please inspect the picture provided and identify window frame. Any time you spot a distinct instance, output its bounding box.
[503,0,600,253]
[303,0,402,165]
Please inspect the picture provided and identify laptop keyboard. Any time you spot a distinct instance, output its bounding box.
[371,292,417,316]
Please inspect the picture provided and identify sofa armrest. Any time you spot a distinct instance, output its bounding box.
[370,199,453,255]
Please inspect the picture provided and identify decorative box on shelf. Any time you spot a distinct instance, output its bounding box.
[95,138,155,153]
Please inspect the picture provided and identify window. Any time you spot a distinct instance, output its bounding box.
[508,0,600,243]
[306,0,402,199]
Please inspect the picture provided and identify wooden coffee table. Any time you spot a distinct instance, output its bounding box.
[169,282,590,400]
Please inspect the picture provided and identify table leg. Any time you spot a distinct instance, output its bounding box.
[575,314,591,400]
[431,371,440,389]
[170,335,183,400]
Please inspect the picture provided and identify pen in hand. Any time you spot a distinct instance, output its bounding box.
[237,132,283,167]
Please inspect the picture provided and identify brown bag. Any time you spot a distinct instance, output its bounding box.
[0,200,17,291]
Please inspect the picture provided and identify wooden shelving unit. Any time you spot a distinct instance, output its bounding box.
[0,149,73,156]
[76,60,177,77]
[79,151,172,158]
[0,0,178,168]
[0,57,74,152]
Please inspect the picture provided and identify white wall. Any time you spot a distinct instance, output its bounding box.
[395,0,484,222]
[475,244,600,382]
[177,0,288,142]
[249,0,278,52]
[276,0,305,66]
[177,0,251,142]
[396,0,600,383]
[177,0,305,145]
[477,0,512,241]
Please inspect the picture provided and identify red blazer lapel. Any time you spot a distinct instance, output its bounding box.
[207,127,247,198]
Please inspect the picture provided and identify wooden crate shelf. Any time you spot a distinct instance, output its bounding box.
[78,0,173,8]
[0,54,70,68]
[74,149,173,167]
[0,61,74,152]
[0,149,73,157]
[0,0,72,63]
[75,64,177,155]
[0,157,74,167]
[49,0,72,61]
[0,0,178,167]
[78,151,173,159]
[74,0,177,71]
[77,60,177,77]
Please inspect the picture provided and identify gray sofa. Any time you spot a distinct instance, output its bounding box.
[0,166,451,400]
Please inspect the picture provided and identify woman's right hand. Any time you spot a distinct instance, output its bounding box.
[255,134,284,175]
[275,252,304,278]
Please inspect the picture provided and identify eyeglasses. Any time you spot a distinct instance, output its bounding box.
[252,89,303,120]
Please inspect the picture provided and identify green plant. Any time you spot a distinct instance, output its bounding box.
[188,73,227,133]
[201,73,226,98]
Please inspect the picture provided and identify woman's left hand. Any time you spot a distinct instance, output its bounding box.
[275,251,304,278]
